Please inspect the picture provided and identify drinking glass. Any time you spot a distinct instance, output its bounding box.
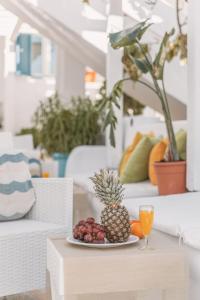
[139,205,154,250]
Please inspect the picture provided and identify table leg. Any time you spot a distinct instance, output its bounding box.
[49,274,64,300]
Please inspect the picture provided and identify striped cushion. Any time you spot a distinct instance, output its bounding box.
[0,152,36,221]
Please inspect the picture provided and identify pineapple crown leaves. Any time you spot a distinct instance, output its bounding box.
[90,169,125,206]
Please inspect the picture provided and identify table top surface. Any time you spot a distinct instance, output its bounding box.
[48,230,184,259]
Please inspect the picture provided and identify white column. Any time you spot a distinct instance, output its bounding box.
[0,37,6,130]
[0,37,5,96]
[187,0,200,191]
[56,47,85,103]
[106,0,123,168]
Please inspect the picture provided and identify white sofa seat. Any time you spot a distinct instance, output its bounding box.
[182,228,200,251]
[74,174,158,199]
[125,192,200,240]
[0,219,67,239]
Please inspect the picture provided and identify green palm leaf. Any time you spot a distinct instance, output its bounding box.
[109,20,151,49]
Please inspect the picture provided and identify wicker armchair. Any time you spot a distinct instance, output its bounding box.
[0,178,73,297]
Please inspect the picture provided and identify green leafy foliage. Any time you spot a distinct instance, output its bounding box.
[109,20,151,49]
[96,81,122,147]
[69,97,103,149]
[97,81,145,145]
[34,93,73,155]
[122,43,149,81]
[33,93,103,155]
[134,58,149,73]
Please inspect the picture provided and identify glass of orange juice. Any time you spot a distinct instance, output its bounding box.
[139,205,154,250]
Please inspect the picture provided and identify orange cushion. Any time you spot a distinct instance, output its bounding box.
[149,141,167,185]
[119,132,143,175]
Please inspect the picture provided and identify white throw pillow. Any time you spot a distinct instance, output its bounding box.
[0,152,36,221]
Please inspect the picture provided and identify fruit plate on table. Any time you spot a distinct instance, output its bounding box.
[66,235,139,249]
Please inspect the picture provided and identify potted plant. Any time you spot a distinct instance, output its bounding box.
[100,20,186,195]
[34,93,73,177]
[34,93,104,177]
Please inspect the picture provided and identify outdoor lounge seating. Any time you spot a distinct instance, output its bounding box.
[0,178,73,297]
[0,0,199,299]
[66,120,187,204]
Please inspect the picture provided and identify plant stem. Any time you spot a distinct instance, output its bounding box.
[161,78,179,160]
[137,80,158,95]
[150,77,179,161]
[176,0,182,35]
[136,40,179,161]
[117,77,158,95]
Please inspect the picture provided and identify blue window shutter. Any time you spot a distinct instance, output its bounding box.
[16,34,31,75]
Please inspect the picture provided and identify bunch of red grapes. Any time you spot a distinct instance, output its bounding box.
[73,217,105,243]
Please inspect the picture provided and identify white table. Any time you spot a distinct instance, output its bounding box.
[47,231,188,300]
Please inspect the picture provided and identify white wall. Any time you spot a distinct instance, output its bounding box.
[3,74,55,133]
[56,46,85,103]
[38,0,84,36]
[0,36,6,127]
[0,33,56,133]
[38,0,86,103]
[187,0,200,191]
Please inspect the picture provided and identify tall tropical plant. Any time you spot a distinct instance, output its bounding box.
[103,20,180,161]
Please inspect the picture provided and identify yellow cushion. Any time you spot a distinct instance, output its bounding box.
[149,141,167,185]
[119,132,143,175]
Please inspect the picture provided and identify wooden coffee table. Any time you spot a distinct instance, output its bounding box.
[47,231,188,300]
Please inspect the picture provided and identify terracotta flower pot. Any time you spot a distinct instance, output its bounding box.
[154,161,186,196]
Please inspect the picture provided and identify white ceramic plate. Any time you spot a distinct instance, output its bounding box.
[66,235,139,248]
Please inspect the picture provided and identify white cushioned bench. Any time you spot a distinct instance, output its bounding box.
[125,192,200,238]
[125,191,200,300]
[73,174,158,199]
[66,120,187,201]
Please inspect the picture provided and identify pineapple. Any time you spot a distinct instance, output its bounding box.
[90,169,130,243]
